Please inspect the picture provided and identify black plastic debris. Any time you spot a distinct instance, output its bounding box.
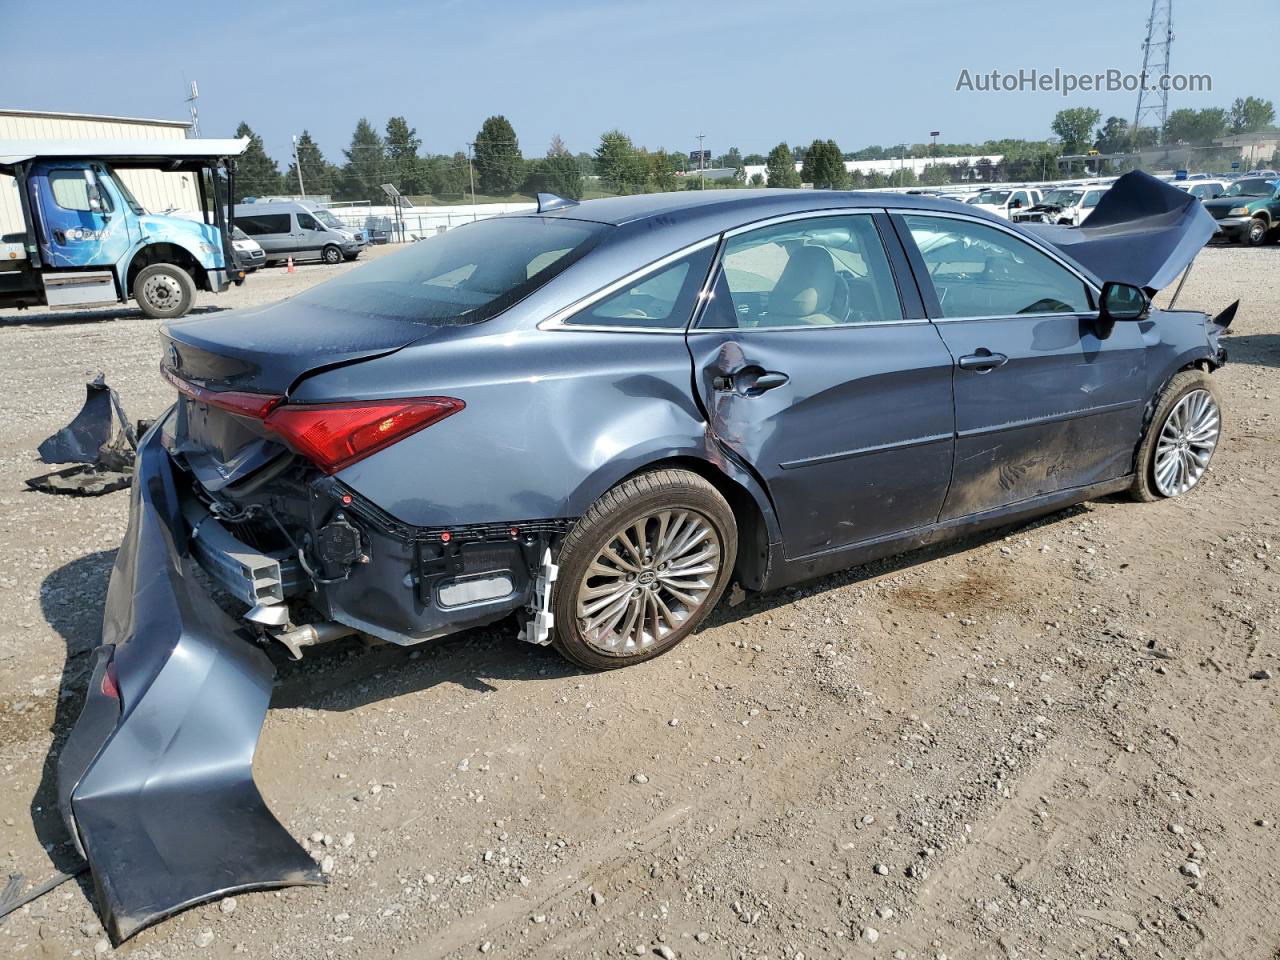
[27,374,140,497]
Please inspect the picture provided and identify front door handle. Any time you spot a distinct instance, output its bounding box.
[958,350,1009,372]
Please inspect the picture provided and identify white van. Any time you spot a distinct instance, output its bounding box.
[233,202,365,265]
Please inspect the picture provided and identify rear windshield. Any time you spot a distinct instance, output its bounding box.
[296,216,608,324]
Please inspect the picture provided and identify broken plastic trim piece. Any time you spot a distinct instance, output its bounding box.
[55,412,322,944]
[517,548,558,646]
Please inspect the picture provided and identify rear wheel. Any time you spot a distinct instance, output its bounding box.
[133,263,195,319]
[321,244,343,265]
[1130,369,1222,502]
[552,469,737,670]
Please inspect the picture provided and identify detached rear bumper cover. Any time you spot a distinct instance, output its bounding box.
[55,414,321,944]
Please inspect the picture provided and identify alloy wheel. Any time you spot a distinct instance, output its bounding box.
[576,510,722,656]
[1153,389,1220,497]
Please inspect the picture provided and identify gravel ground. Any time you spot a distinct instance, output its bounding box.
[0,244,1278,960]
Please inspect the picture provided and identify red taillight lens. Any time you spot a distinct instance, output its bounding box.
[100,661,120,700]
[263,397,464,474]
[162,366,283,419]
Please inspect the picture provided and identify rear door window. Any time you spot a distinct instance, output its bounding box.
[567,246,714,330]
[238,214,292,235]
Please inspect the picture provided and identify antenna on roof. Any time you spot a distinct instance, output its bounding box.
[537,192,579,213]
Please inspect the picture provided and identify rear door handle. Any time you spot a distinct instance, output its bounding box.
[958,350,1009,372]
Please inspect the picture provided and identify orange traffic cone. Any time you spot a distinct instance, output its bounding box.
[286,256,295,274]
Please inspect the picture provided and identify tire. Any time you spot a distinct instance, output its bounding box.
[343,253,360,262]
[321,244,343,265]
[133,263,196,319]
[552,469,737,671]
[1246,216,1271,246]
[1130,369,1222,502]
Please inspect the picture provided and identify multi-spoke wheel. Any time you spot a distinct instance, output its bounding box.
[553,469,737,670]
[1131,370,1222,502]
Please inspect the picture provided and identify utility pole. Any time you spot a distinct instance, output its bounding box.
[184,80,200,137]
[466,143,477,220]
[696,133,706,190]
[1133,0,1174,151]
[292,135,306,199]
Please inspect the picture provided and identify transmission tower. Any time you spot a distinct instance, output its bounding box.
[1132,0,1173,146]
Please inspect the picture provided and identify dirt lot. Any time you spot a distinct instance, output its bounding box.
[0,245,1278,960]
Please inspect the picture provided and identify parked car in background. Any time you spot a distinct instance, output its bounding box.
[365,216,394,244]
[1177,180,1230,201]
[231,227,266,272]
[965,187,1043,219]
[234,201,365,265]
[1202,177,1280,245]
[1011,185,1108,225]
[1243,169,1279,178]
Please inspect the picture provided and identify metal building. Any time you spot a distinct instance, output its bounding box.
[1,109,196,234]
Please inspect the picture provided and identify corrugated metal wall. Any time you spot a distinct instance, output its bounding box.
[0,111,197,235]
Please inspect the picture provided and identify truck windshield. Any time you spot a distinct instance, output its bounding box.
[1224,178,1274,197]
[105,167,146,215]
[313,209,344,229]
[295,216,609,325]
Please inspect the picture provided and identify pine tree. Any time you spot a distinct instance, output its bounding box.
[544,135,584,200]
[338,118,386,202]
[284,130,335,198]
[766,142,801,187]
[473,115,523,195]
[233,122,282,199]
[385,116,426,195]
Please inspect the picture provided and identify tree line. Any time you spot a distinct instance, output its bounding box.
[231,96,1278,202]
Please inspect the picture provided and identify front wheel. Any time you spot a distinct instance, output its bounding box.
[1130,369,1222,502]
[1245,217,1272,246]
[552,469,737,670]
[321,244,343,265]
[133,263,196,319]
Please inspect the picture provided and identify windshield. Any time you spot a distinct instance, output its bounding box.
[969,191,1011,205]
[1225,178,1274,197]
[1042,190,1083,206]
[233,227,250,241]
[105,167,145,215]
[295,216,609,324]
[313,209,344,229]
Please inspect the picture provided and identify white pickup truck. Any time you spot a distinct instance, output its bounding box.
[964,187,1043,220]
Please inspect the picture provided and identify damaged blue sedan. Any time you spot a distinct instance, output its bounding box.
[58,171,1233,941]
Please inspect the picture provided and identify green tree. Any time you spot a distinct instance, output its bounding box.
[1230,96,1277,134]
[233,122,282,198]
[428,152,468,198]
[749,172,765,186]
[543,135,584,200]
[595,130,648,193]
[1094,116,1131,154]
[1051,107,1102,154]
[765,142,801,187]
[473,115,523,194]
[284,130,335,198]
[385,116,426,195]
[716,146,743,169]
[920,164,951,187]
[1163,108,1227,146]
[649,149,678,192]
[800,139,847,189]
[338,118,386,202]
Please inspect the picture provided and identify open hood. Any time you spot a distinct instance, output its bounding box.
[1022,171,1218,293]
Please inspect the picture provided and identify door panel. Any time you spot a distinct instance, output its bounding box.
[933,315,1147,518]
[688,213,955,558]
[30,163,132,269]
[894,212,1147,519]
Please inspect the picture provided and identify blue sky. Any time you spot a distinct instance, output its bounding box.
[4,0,1274,164]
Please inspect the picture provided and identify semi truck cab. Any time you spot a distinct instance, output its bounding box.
[0,137,249,318]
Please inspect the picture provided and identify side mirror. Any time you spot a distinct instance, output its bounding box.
[83,172,106,213]
[1099,281,1150,322]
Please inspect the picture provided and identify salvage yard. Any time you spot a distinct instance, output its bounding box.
[1,245,1278,959]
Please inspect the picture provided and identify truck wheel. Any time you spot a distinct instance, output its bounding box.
[321,245,343,265]
[133,263,196,319]
[1246,217,1271,246]
[552,469,737,671]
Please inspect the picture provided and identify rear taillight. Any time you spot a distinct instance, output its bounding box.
[162,366,283,419]
[263,398,464,474]
[100,661,120,700]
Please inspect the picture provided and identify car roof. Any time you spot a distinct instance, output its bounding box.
[529,188,979,227]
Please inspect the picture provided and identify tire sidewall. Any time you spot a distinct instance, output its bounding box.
[1247,218,1270,246]
[1135,370,1220,500]
[133,263,194,319]
[553,477,737,670]
[322,245,342,264]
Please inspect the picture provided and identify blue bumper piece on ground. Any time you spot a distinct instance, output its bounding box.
[55,415,322,944]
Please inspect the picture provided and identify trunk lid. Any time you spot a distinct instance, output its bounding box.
[161,298,423,490]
